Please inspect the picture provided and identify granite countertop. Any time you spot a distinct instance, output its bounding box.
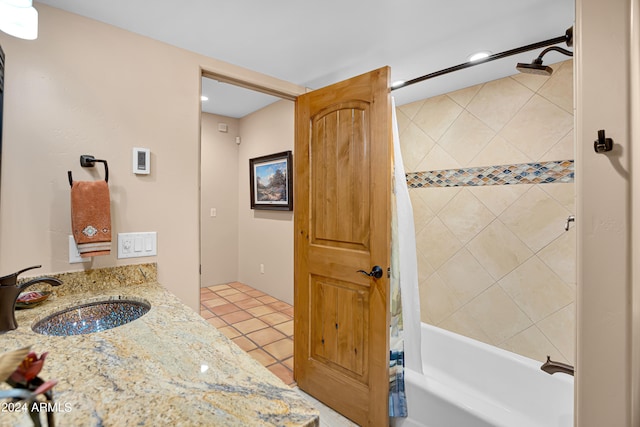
[0,264,319,426]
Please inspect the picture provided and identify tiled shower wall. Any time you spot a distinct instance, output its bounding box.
[397,60,575,364]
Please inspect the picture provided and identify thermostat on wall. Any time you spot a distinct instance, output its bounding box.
[133,147,150,174]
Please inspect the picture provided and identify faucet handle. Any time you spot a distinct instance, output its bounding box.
[564,215,575,231]
[0,265,42,286]
[14,265,42,277]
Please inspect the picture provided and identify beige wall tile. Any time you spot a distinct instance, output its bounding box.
[420,272,462,324]
[413,95,463,141]
[414,144,461,172]
[500,94,574,160]
[395,108,411,134]
[464,285,533,344]
[399,122,436,171]
[415,217,462,270]
[438,248,495,304]
[468,184,531,216]
[439,189,495,244]
[538,60,574,114]
[466,220,533,280]
[438,111,496,166]
[414,186,462,215]
[511,73,550,93]
[537,228,576,284]
[438,308,492,345]
[537,303,576,364]
[466,77,534,131]
[400,63,574,363]
[469,134,532,167]
[448,84,482,108]
[398,98,426,120]
[539,129,574,162]
[499,326,566,363]
[540,182,575,211]
[409,190,436,233]
[419,305,434,325]
[499,256,574,322]
[499,186,571,252]
[416,250,436,284]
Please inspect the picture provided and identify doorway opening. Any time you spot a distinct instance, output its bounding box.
[198,73,296,385]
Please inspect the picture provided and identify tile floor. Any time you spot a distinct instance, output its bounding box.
[200,282,358,427]
[200,282,295,385]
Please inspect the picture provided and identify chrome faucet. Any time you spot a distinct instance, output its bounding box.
[541,355,574,376]
[0,265,62,333]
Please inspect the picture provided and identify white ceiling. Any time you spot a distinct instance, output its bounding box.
[37,0,574,118]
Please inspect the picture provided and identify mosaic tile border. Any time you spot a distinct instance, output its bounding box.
[406,160,574,188]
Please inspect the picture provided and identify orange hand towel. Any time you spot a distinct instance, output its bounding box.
[71,180,111,257]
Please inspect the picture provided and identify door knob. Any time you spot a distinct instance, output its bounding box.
[357,266,383,279]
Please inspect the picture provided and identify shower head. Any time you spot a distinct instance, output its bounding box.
[516,45,573,76]
[516,58,553,76]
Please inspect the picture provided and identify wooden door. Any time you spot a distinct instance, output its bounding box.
[294,67,392,426]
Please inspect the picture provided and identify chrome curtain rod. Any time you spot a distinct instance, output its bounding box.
[391,34,569,91]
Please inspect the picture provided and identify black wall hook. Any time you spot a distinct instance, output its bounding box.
[68,155,109,187]
[594,129,614,153]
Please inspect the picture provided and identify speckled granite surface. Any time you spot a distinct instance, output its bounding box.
[1,264,319,426]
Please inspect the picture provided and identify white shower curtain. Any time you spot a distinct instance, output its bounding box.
[392,97,422,373]
[389,97,422,418]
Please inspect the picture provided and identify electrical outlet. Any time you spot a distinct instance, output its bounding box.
[69,235,91,263]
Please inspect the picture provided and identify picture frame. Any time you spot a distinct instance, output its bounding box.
[249,150,293,211]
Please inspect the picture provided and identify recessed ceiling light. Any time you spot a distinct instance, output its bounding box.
[468,51,491,62]
[391,80,406,89]
[201,95,209,101]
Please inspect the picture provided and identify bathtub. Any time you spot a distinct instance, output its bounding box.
[391,323,574,427]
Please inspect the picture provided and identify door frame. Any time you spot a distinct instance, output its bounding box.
[575,0,640,424]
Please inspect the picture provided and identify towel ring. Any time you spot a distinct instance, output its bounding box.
[68,155,109,187]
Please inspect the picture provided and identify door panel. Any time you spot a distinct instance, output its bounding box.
[311,102,370,250]
[310,276,368,378]
[295,67,391,426]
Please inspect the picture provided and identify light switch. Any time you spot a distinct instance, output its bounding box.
[118,232,157,259]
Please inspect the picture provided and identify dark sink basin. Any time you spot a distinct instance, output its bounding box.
[32,298,150,336]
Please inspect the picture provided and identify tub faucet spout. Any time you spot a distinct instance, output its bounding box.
[541,355,574,376]
[0,265,63,333]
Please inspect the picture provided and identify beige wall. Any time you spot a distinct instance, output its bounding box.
[237,100,295,304]
[200,112,240,286]
[0,4,304,312]
[199,101,295,303]
[397,60,575,364]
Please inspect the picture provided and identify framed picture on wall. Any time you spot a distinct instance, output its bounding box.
[249,150,293,211]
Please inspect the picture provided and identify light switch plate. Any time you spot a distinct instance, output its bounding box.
[118,232,157,259]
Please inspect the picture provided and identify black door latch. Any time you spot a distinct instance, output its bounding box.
[357,266,383,279]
